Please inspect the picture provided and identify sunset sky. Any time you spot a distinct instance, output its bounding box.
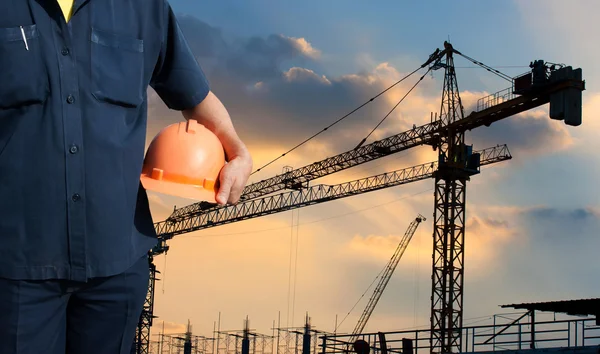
[144,0,600,340]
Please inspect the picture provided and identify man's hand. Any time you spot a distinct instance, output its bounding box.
[182,90,252,206]
[216,152,253,205]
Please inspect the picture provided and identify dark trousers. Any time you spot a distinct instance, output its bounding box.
[0,255,149,354]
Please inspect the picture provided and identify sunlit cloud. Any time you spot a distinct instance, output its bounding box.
[284,35,321,59]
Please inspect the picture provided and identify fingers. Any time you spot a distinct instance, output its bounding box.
[215,155,252,205]
[216,168,233,205]
[227,176,245,204]
[216,172,244,205]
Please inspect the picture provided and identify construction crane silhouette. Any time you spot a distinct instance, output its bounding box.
[132,41,585,354]
[348,214,426,345]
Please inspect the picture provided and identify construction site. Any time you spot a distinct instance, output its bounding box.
[131,40,595,354]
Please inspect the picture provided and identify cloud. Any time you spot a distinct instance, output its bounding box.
[515,1,599,89]
[344,211,518,281]
[490,204,600,302]
[151,320,189,335]
[467,203,600,264]
[337,201,600,292]
[177,14,228,58]
[567,93,600,155]
[463,214,519,272]
[526,206,597,221]
[345,232,422,264]
[177,13,320,81]
[481,204,600,227]
[285,36,321,59]
[282,67,331,85]
[519,206,600,250]
[458,91,573,157]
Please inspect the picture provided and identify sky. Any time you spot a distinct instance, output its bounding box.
[144,0,600,344]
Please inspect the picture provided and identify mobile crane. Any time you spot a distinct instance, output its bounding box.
[348,214,426,345]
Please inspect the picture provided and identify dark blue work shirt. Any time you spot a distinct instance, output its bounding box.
[0,0,210,281]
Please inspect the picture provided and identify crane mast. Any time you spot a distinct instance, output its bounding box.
[349,215,426,344]
[429,41,469,354]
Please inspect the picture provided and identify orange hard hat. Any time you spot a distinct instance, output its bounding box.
[140,119,226,202]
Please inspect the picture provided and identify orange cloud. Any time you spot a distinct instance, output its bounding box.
[343,228,430,266]
[151,320,189,335]
[282,35,321,59]
[341,205,520,281]
[463,215,520,278]
[283,67,331,85]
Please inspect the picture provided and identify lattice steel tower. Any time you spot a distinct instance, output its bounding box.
[429,41,471,354]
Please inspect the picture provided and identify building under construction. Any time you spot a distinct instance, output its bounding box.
[131,41,590,354]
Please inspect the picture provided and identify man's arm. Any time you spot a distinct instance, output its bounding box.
[183,91,252,205]
[149,0,252,205]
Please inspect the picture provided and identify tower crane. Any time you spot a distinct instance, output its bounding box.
[348,215,426,345]
[134,145,510,353]
[132,41,585,354]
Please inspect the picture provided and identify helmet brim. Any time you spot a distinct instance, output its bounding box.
[141,175,218,203]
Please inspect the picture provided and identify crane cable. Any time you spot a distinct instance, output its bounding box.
[335,266,386,332]
[354,65,434,149]
[291,209,301,327]
[251,65,425,175]
[455,52,514,82]
[286,211,295,327]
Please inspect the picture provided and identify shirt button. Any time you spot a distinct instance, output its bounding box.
[69,145,79,154]
[71,194,81,202]
[61,47,69,56]
[66,95,75,104]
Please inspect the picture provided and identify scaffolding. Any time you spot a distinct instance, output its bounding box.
[275,315,333,354]
[214,318,276,354]
[151,320,216,354]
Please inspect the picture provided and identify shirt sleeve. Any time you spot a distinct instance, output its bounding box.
[150,0,210,111]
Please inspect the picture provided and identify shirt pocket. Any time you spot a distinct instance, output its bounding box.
[90,28,144,108]
[0,24,49,109]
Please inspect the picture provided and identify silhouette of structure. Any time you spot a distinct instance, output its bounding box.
[153,320,215,354]
[212,318,275,354]
[349,215,426,345]
[322,298,600,354]
[276,315,331,354]
[147,300,600,354]
[132,41,585,354]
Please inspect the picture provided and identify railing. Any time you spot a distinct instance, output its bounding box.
[476,86,517,112]
[465,318,600,352]
[319,317,600,354]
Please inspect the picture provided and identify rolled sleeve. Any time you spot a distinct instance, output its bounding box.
[150,0,210,111]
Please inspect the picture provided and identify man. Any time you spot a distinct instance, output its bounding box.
[0,0,252,353]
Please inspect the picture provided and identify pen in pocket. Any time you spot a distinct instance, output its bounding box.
[19,26,29,51]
